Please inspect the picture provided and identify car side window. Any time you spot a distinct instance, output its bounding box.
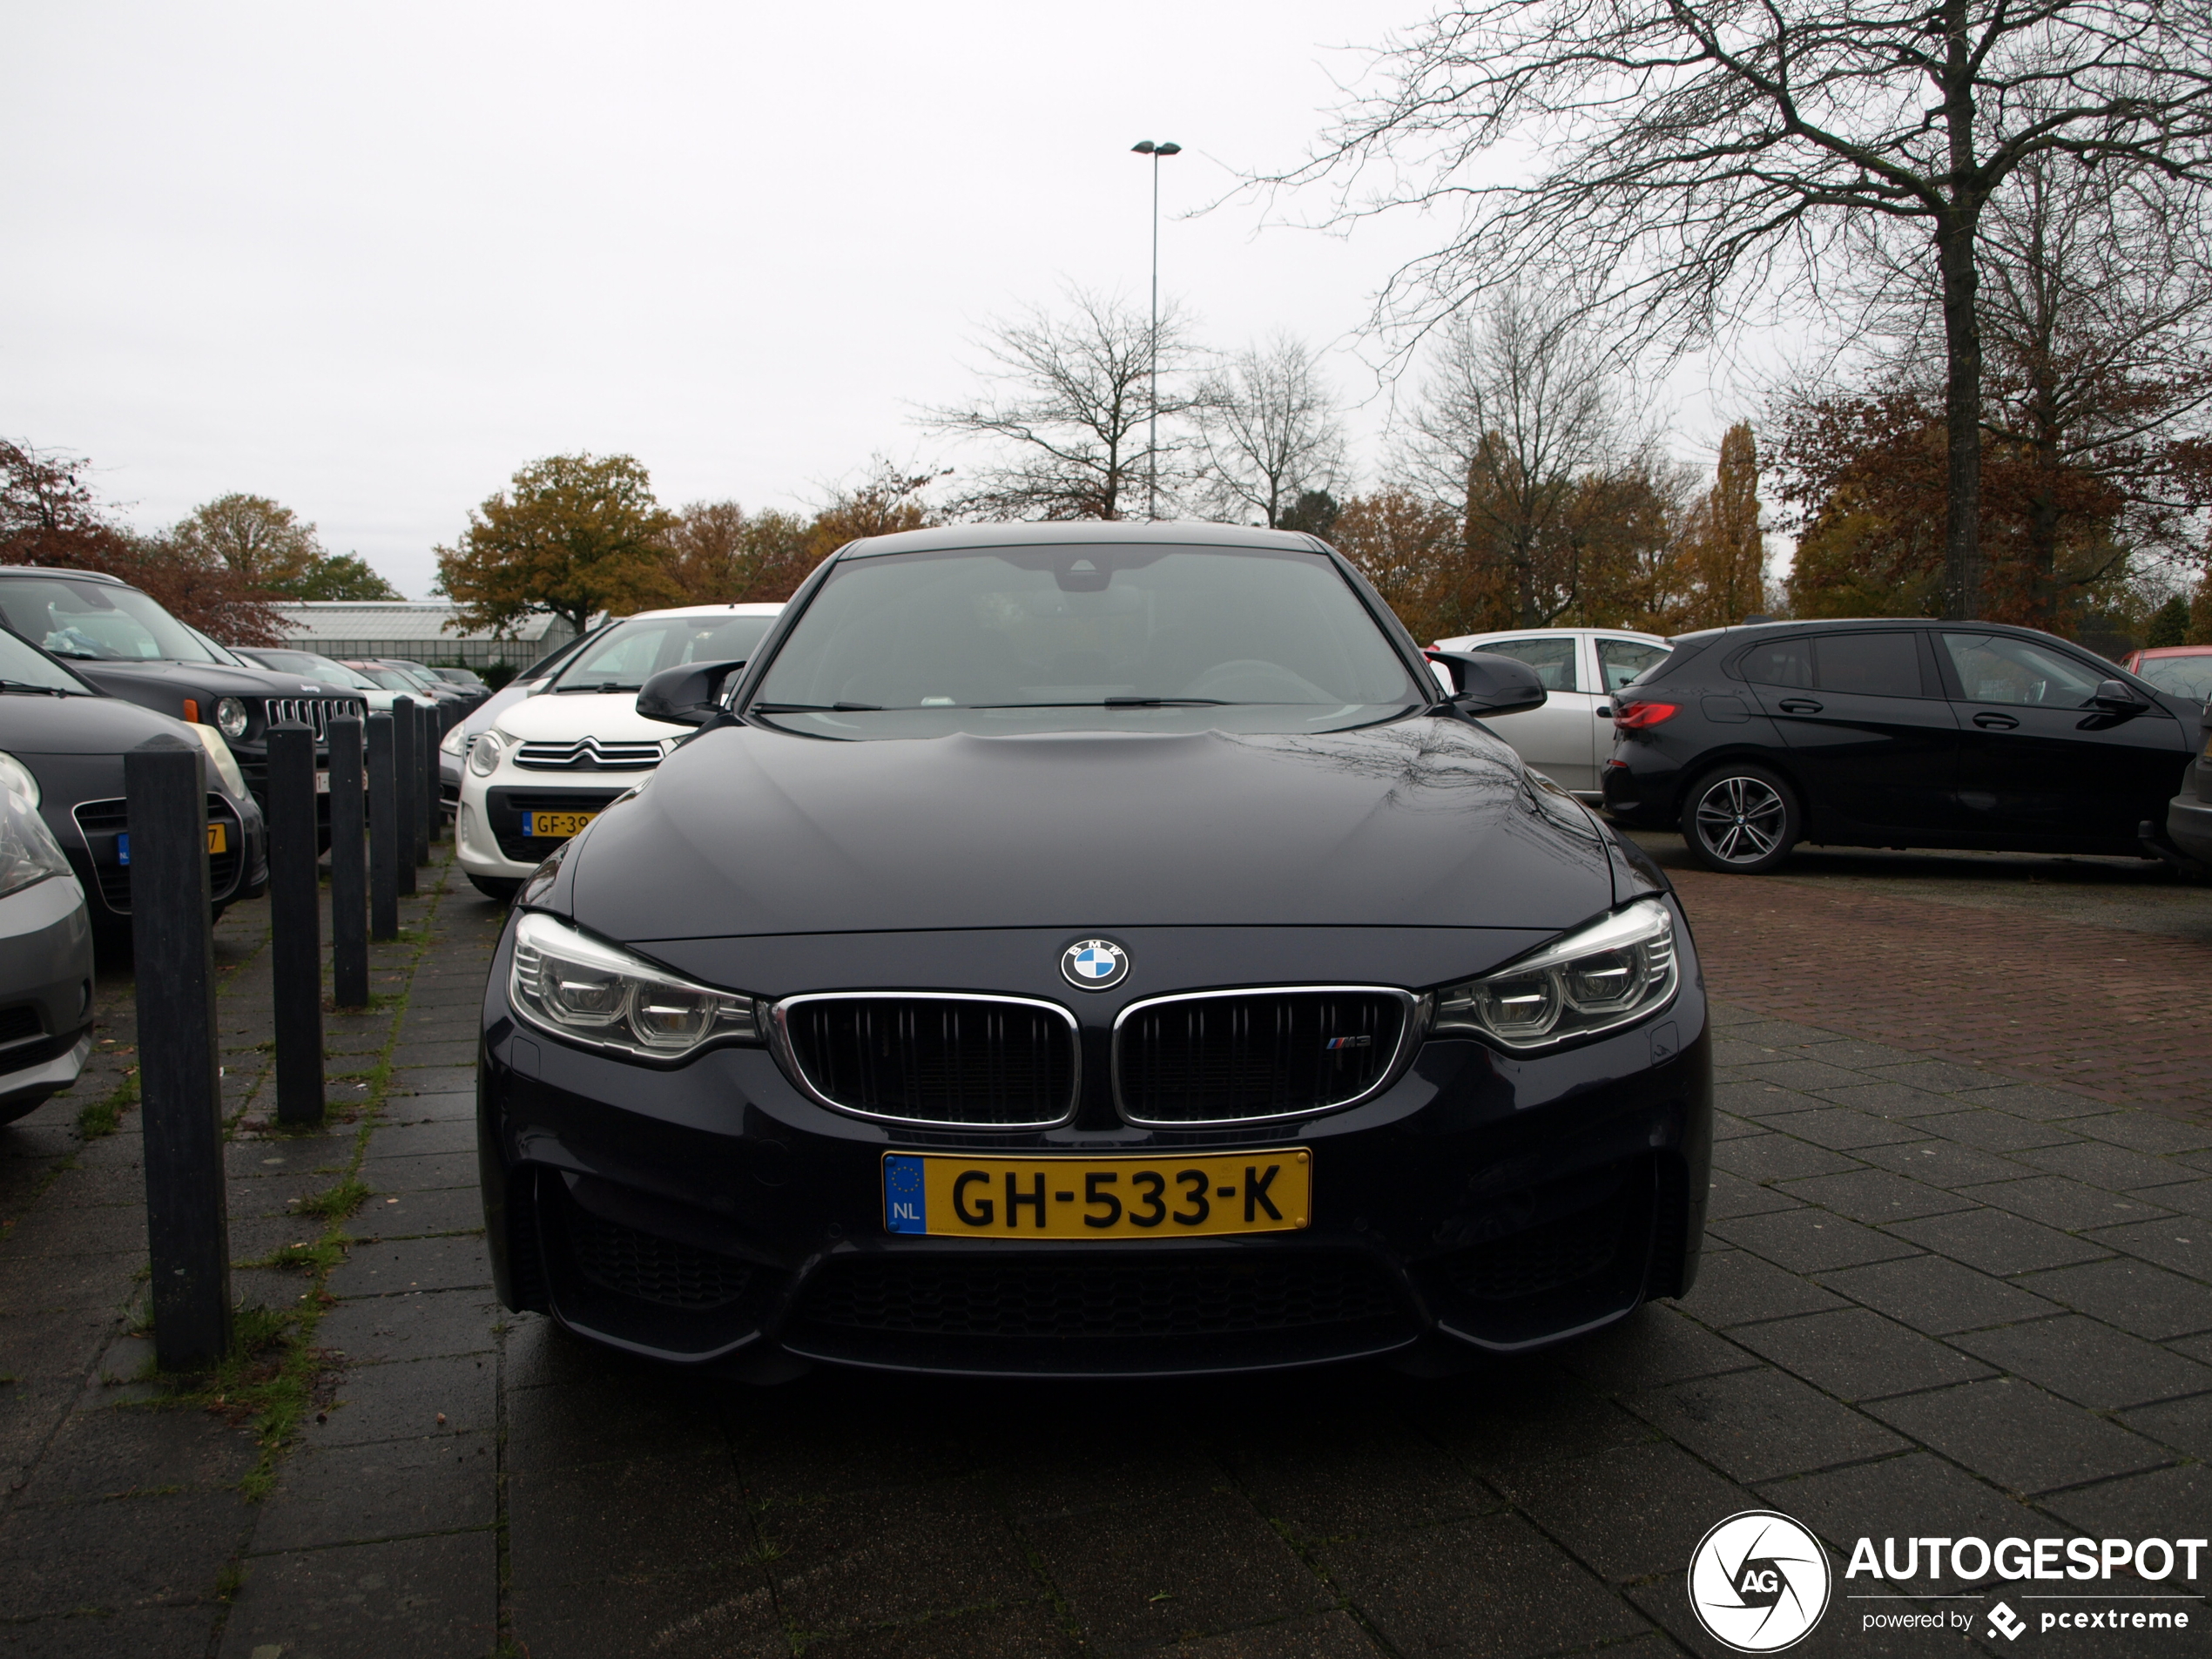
[1739,638,1813,689]
[1475,637,1579,692]
[1941,633,2103,707]
[1814,631,1923,698]
[1596,638,1668,691]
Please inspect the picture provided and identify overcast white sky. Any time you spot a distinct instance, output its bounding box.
[3,2,1746,600]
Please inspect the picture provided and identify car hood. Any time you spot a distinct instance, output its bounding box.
[66,658,335,702]
[0,692,196,754]
[496,692,677,745]
[561,716,1618,940]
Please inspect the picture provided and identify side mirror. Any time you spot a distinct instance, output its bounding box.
[637,658,747,727]
[2092,678,2148,713]
[1428,651,1548,718]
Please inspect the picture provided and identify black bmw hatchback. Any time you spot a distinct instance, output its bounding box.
[1602,617,2199,873]
[477,523,1712,1379]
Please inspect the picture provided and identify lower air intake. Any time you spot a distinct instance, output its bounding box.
[566,1204,757,1311]
[796,1253,1402,1339]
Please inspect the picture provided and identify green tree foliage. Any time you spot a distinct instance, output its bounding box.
[284,553,403,601]
[2148,594,2191,649]
[435,454,680,637]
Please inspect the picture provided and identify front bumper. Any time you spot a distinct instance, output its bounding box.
[2167,793,2212,865]
[457,772,653,880]
[0,875,96,1121]
[475,912,1715,1379]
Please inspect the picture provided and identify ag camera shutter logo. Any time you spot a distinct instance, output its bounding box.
[1688,1511,1831,1652]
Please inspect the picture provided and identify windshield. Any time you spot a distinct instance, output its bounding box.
[0,628,95,694]
[252,650,381,691]
[351,665,421,691]
[749,543,1423,737]
[2134,653,2212,703]
[0,576,226,664]
[552,612,779,693]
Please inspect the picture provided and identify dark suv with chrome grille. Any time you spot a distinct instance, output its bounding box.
[477,523,1712,1380]
[0,567,366,816]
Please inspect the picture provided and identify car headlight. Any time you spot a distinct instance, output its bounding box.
[469,730,507,776]
[0,751,41,810]
[214,697,250,739]
[0,785,71,900]
[1432,897,1678,1051]
[510,911,765,1061]
[440,723,468,758]
[186,724,253,801]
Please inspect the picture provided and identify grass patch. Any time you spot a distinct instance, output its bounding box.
[295,1176,371,1221]
[76,1073,138,1142]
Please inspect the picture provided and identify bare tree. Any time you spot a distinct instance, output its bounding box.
[1281,0,2212,618]
[1195,334,1348,527]
[1397,293,1624,626]
[921,287,1206,520]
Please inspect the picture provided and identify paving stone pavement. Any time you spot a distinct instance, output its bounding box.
[1,850,2209,1657]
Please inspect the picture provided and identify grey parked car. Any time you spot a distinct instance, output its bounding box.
[0,779,93,1124]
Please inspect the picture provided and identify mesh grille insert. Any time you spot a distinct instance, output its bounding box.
[566,1204,757,1310]
[781,997,1076,1126]
[797,1253,1403,1339]
[1116,991,1407,1123]
[1438,1202,1627,1303]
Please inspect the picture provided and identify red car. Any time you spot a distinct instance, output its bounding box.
[2122,645,2212,705]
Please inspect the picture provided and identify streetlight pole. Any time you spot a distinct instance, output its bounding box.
[1130,139,1180,522]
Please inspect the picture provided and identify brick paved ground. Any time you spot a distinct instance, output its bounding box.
[2,849,2209,1657]
[1650,840,2212,1121]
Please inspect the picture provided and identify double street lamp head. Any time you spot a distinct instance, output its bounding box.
[1130,140,1182,156]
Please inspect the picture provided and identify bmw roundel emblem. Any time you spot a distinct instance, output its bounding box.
[1061,938,1129,990]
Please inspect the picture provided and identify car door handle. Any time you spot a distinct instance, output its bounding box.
[1973,711,2019,730]
[1595,705,1612,718]
[1777,698,1822,714]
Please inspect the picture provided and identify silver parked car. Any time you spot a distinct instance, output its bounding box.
[1430,626,1671,799]
[0,779,94,1124]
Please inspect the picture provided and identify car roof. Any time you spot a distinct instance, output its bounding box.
[621,602,786,619]
[0,564,128,586]
[2133,644,2212,658]
[1440,626,1669,642]
[834,521,1329,560]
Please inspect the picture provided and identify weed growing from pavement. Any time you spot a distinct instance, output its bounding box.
[75,1071,136,1141]
[146,855,455,1507]
[293,1175,370,1220]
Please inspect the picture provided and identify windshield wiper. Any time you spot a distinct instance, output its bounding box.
[0,680,78,696]
[965,698,1236,710]
[751,700,884,713]
[552,682,642,694]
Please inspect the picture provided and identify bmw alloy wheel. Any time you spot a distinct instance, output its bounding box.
[1692,775,1790,867]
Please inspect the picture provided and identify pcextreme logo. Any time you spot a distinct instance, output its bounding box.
[1688,1510,1832,1652]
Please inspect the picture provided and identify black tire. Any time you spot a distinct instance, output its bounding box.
[469,875,522,902]
[1680,765,1798,874]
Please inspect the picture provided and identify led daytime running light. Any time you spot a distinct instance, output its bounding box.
[1433,898,1678,1051]
[509,910,765,1061]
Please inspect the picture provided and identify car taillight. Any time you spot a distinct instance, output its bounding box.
[1613,700,1678,730]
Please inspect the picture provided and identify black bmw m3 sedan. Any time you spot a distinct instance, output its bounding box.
[475,523,1712,1379]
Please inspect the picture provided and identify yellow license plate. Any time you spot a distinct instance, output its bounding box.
[523,810,597,840]
[206,823,227,854]
[882,1150,1311,1239]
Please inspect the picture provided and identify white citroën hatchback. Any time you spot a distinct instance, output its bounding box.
[456,604,783,900]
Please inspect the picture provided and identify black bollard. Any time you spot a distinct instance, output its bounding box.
[266,723,325,1127]
[391,698,418,899]
[414,698,435,863]
[328,713,368,1008]
[368,711,398,941]
[125,733,233,1369]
